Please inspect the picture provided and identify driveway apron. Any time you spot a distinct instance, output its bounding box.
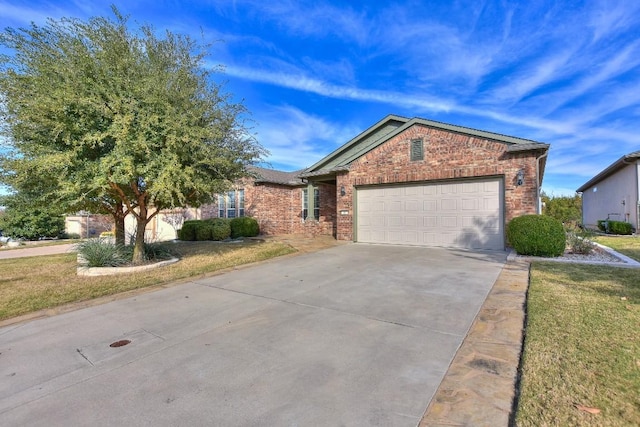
[0,243,506,426]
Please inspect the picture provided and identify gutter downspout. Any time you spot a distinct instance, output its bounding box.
[535,151,549,214]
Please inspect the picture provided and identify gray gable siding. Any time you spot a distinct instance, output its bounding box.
[320,121,406,169]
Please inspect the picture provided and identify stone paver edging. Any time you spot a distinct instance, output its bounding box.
[507,243,640,268]
[420,259,530,426]
[77,257,180,276]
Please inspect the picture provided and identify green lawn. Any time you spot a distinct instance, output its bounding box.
[0,240,295,321]
[594,235,640,262]
[516,261,640,426]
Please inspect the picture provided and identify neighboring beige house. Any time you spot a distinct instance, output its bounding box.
[577,151,640,232]
[64,213,112,238]
[123,207,202,242]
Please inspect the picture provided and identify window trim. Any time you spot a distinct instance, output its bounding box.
[302,187,320,221]
[217,189,245,218]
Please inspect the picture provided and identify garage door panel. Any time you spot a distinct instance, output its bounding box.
[404,187,419,196]
[423,216,438,227]
[484,180,499,192]
[441,216,458,228]
[441,199,457,210]
[388,216,402,227]
[405,200,419,211]
[423,200,437,211]
[357,179,504,250]
[462,198,479,210]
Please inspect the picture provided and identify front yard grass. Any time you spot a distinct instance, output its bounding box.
[0,240,295,321]
[516,262,640,426]
[594,235,640,262]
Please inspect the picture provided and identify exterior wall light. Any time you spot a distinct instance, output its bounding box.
[340,186,346,196]
[516,169,525,186]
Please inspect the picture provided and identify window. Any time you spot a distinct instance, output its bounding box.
[302,187,320,221]
[218,194,225,218]
[217,189,245,218]
[227,190,236,218]
[410,138,424,161]
[238,189,245,217]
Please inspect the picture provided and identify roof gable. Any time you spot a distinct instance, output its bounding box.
[577,151,640,192]
[304,115,549,175]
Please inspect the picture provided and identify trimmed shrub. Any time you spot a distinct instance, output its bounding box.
[230,217,260,238]
[177,220,199,241]
[178,219,231,241]
[507,215,566,257]
[194,221,213,241]
[597,219,633,235]
[208,218,231,241]
[608,220,633,235]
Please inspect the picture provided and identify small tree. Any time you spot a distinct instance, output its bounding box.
[0,192,64,240]
[0,7,266,262]
[541,192,582,225]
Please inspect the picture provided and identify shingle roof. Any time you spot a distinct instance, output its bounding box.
[576,151,640,192]
[248,166,305,186]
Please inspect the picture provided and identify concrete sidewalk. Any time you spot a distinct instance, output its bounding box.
[0,243,76,259]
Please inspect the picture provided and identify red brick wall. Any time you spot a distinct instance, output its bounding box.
[335,123,541,241]
[207,179,337,237]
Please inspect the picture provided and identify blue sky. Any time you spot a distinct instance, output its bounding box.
[1,0,640,197]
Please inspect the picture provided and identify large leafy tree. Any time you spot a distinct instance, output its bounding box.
[0,8,265,262]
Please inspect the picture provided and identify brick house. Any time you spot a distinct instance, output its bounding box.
[211,114,550,251]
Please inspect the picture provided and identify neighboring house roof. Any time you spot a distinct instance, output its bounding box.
[304,114,550,176]
[577,151,640,193]
[248,166,305,186]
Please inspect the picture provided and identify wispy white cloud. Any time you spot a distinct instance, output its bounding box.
[224,64,455,113]
[588,0,640,42]
[254,105,359,170]
[208,0,373,45]
[489,49,577,104]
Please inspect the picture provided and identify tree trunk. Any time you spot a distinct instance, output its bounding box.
[132,202,148,264]
[132,217,147,264]
[112,200,126,246]
[113,215,125,246]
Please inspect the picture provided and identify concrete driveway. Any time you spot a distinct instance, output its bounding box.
[0,243,506,426]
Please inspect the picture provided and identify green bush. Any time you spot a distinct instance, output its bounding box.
[178,219,231,241]
[230,217,260,238]
[177,220,199,241]
[507,215,566,257]
[597,219,633,235]
[194,221,213,241]
[75,238,129,267]
[608,220,633,235]
[143,241,179,261]
[208,218,231,241]
[76,238,178,267]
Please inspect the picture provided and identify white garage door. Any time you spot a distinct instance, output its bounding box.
[356,179,504,250]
